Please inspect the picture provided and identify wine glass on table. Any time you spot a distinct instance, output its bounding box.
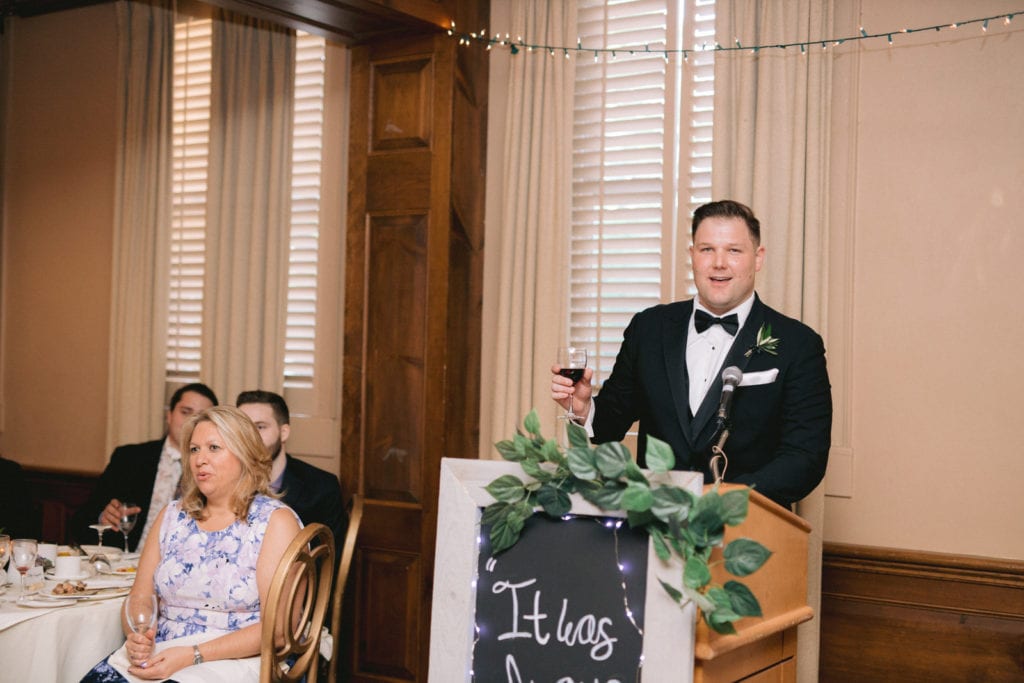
[10,538,37,593]
[0,534,10,583]
[556,345,589,422]
[123,593,159,635]
[119,503,139,553]
[88,522,112,549]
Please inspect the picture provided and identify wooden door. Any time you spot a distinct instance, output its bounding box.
[340,23,486,682]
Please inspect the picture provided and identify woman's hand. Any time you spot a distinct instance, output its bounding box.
[124,628,156,668]
[127,644,194,680]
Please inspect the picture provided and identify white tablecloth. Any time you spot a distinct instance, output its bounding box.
[0,583,126,682]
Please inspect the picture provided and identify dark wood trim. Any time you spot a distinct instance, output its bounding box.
[821,542,1024,682]
[22,466,98,544]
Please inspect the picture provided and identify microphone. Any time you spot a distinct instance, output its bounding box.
[717,366,743,422]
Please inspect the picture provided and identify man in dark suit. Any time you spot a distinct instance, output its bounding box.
[70,383,218,550]
[552,199,832,508]
[236,390,347,545]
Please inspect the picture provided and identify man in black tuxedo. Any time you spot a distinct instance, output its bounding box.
[236,390,347,545]
[552,200,831,508]
[70,383,219,550]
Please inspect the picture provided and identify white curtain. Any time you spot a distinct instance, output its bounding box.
[480,0,578,454]
[108,0,174,451]
[203,12,295,402]
[712,2,835,680]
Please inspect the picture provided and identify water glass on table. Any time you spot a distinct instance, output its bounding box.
[119,502,139,553]
[10,539,38,593]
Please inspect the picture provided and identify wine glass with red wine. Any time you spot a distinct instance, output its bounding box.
[556,345,588,421]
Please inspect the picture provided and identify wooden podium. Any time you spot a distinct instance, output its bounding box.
[694,484,814,683]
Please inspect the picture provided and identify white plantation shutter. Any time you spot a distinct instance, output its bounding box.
[168,25,327,388]
[572,0,715,386]
[168,17,211,381]
[285,33,327,387]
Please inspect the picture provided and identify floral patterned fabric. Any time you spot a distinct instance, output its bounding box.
[154,494,299,641]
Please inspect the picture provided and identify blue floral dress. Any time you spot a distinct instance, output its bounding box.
[155,495,296,640]
[80,495,301,683]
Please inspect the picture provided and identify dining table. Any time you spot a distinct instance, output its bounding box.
[0,555,136,683]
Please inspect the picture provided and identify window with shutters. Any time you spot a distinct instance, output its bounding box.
[169,24,328,389]
[169,17,346,465]
[572,0,715,386]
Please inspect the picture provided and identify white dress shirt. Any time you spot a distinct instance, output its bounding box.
[686,293,755,414]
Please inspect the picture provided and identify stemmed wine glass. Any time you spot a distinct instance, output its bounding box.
[89,523,112,548]
[123,593,159,635]
[556,345,589,421]
[0,535,10,583]
[119,503,139,553]
[10,539,38,593]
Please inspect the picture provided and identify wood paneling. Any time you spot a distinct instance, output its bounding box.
[820,543,1024,682]
[341,1,487,678]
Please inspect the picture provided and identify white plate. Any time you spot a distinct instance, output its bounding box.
[43,585,131,600]
[17,597,76,609]
[46,570,91,581]
[81,545,123,561]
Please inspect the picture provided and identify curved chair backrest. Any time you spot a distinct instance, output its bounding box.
[261,522,335,683]
[327,494,364,683]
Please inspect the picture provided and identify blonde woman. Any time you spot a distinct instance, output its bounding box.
[82,406,302,683]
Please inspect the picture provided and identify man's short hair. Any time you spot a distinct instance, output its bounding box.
[169,383,219,411]
[236,389,290,426]
[691,199,761,246]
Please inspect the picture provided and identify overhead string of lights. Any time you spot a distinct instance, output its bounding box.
[448,10,1020,60]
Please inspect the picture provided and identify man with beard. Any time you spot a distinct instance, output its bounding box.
[236,390,347,545]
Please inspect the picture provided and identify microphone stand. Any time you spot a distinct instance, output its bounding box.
[709,420,730,486]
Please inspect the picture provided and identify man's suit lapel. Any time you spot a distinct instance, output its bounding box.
[690,296,767,446]
[663,301,695,447]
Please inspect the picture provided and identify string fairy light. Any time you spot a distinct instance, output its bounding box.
[445,10,1021,60]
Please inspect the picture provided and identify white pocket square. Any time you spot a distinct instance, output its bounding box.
[740,369,779,386]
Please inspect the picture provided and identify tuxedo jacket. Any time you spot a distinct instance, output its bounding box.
[278,454,348,546]
[593,294,832,507]
[70,438,164,550]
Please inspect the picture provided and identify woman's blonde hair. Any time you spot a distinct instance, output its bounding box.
[178,405,274,522]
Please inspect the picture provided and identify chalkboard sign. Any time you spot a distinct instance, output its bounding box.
[474,515,649,682]
[429,458,701,683]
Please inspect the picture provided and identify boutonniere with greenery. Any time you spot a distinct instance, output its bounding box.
[745,323,780,357]
[482,410,770,635]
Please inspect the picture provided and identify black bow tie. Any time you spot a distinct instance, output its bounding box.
[694,310,739,335]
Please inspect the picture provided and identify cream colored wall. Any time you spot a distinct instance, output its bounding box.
[823,0,1024,560]
[0,5,118,473]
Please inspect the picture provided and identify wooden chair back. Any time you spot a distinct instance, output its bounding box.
[327,494,364,683]
[260,522,335,683]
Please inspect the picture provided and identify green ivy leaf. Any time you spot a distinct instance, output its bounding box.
[681,584,715,614]
[579,481,625,510]
[720,488,750,526]
[683,555,711,590]
[689,507,725,548]
[485,474,527,503]
[620,481,654,512]
[567,446,598,480]
[594,441,631,479]
[520,457,553,483]
[488,508,526,554]
[567,420,590,448]
[723,538,772,576]
[658,578,683,604]
[644,435,675,472]
[623,459,648,483]
[494,439,524,462]
[651,486,695,525]
[522,409,542,437]
[724,580,762,617]
[649,526,671,562]
[542,438,567,467]
[536,483,572,517]
[705,608,739,635]
[480,501,510,527]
